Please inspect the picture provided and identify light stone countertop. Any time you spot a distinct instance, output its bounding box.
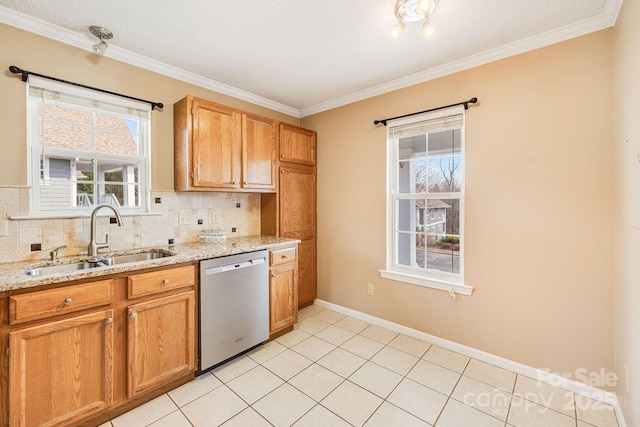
[0,235,300,292]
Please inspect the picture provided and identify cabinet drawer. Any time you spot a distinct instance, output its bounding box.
[270,247,296,266]
[9,279,112,325]
[128,265,195,298]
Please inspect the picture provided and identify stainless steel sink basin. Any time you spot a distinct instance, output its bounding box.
[25,261,108,276]
[24,249,176,276]
[100,250,175,266]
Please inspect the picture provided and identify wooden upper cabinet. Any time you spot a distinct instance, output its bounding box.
[242,113,277,190]
[280,123,317,166]
[174,95,276,192]
[192,99,240,189]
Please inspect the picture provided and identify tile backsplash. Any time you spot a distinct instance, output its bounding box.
[0,186,262,264]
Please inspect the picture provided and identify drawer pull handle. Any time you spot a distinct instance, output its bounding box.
[162,279,170,285]
[280,154,285,158]
[129,312,138,319]
[105,317,113,325]
[281,255,287,259]
[271,273,276,278]
[63,298,72,306]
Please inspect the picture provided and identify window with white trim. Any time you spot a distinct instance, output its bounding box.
[380,105,473,295]
[26,76,151,217]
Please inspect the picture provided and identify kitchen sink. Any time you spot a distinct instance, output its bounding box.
[24,261,108,276]
[100,249,175,265]
[24,249,176,276]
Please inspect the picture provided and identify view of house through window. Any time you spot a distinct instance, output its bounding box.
[397,128,461,274]
[27,78,150,215]
[383,106,467,291]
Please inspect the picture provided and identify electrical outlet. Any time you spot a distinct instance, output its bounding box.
[367,283,375,295]
[178,209,192,225]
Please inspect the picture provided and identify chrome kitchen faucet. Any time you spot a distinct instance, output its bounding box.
[88,204,123,258]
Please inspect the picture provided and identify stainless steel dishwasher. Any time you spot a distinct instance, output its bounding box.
[199,250,269,372]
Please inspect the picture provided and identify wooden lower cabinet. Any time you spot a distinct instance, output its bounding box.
[127,291,195,397]
[269,246,298,336]
[3,263,197,427]
[296,238,317,307]
[9,309,114,427]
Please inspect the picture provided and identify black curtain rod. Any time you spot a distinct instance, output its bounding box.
[374,97,478,126]
[8,65,163,111]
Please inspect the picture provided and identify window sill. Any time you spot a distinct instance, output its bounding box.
[379,269,474,296]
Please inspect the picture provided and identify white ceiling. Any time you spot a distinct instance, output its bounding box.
[0,0,622,117]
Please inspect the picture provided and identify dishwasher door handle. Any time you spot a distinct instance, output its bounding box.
[205,258,264,275]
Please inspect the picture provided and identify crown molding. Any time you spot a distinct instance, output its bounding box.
[299,0,623,117]
[0,6,301,118]
[0,1,623,119]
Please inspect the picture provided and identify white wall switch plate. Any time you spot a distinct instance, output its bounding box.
[0,218,8,237]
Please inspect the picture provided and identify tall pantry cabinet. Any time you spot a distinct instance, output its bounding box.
[276,124,317,308]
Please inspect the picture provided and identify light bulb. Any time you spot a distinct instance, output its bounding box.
[417,0,433,14]
[92,41,108,55]
[423,21,436,38]
[391,22,405,38]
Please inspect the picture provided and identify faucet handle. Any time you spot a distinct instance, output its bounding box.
[50,245,67,261]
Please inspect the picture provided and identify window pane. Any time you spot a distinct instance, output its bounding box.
[96,161,139,184]
[95,114,140,155]
[396,197,461,274]
[398,198,459,234]
[396,232,460,274]
[42,121,92,151]
[396,231,423,268]
[38,103,93,150]
[426,234,460,274]
[428,129,461,193]
[76,183,94,207]
[98,184,139,207]
[95,160,139,207]
[426,198,460,235]
[398,135,427,193]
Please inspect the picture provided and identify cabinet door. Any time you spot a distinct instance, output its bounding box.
[242,114,277,190]
[280,124,316,165]
[280,166,317,307]
[192,99,240,189]
[127,291,195,398]
[9,310,114,427]
[270,263,298,334]
[280,166,316,240]
[297,238,317,306]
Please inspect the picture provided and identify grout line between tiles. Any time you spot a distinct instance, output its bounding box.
[111,306,618,426]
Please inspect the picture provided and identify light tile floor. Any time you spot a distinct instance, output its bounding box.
[104,304,620,427]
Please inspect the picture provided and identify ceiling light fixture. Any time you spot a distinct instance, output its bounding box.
[89,26,113,55]
[391,0,439,39]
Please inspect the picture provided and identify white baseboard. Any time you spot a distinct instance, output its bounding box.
[313,299,627,427]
